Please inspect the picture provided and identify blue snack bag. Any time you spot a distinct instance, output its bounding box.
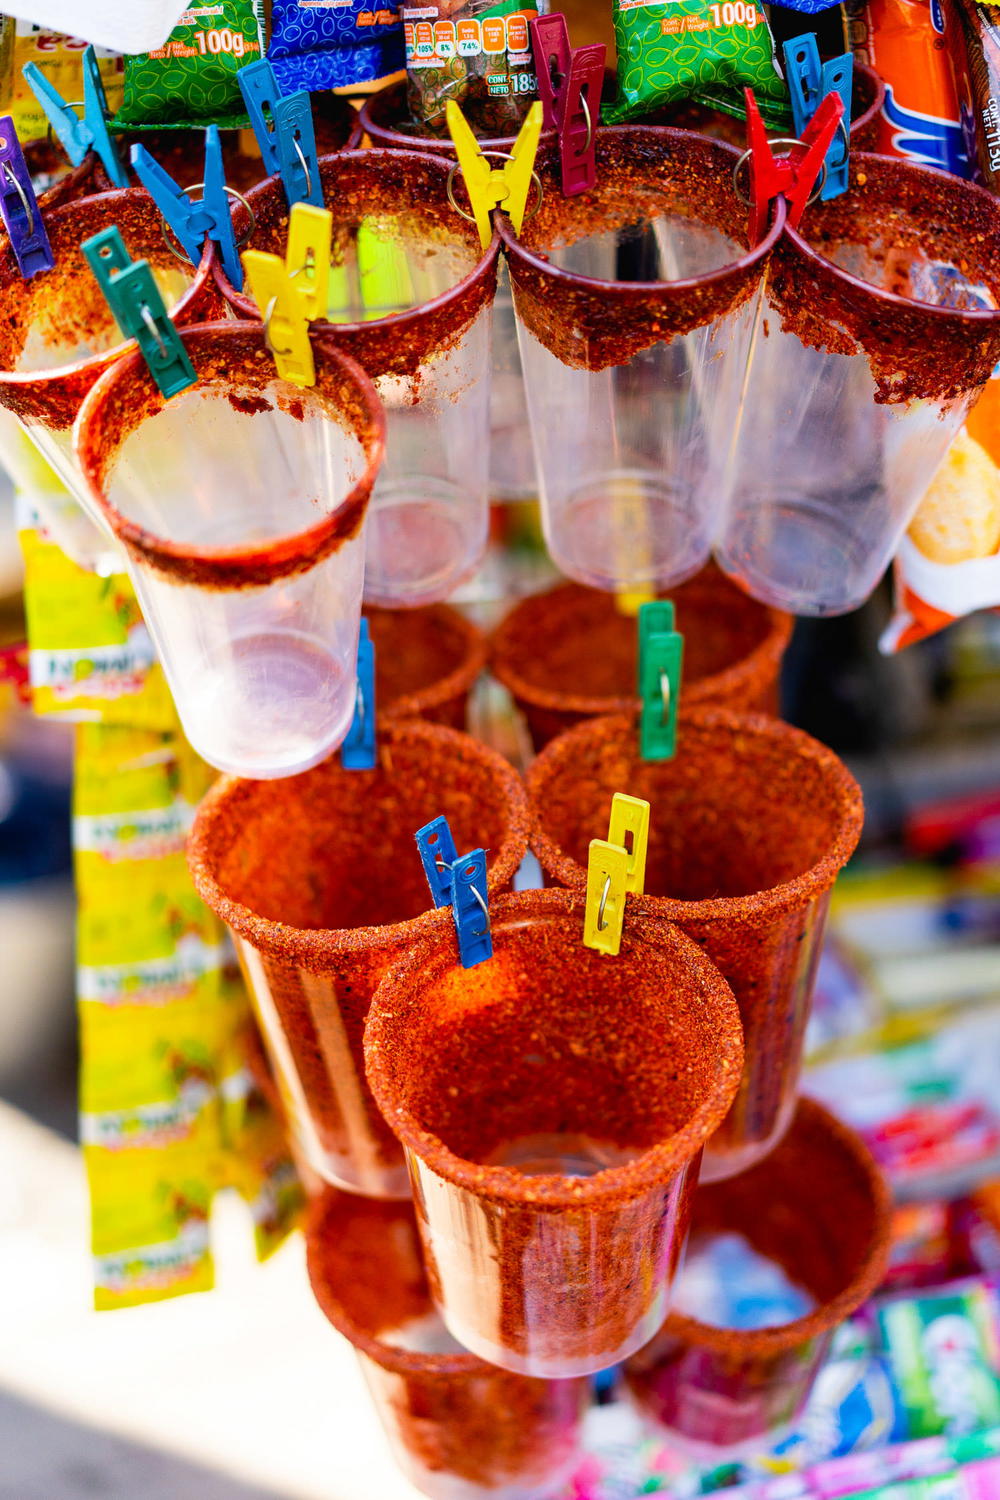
[267,0,405,91]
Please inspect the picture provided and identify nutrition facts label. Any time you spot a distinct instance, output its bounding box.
[403,5,531,65]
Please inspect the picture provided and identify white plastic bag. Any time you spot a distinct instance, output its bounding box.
[0,1,191,54]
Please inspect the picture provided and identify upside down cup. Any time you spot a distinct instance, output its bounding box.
[364,887,744,1378]
[307,1191,589,1499]
[367,604,487,730]
[490,564,792,750]
[188,719,529,1198]
[623,1096,891,1459]
[526,710,863,1183]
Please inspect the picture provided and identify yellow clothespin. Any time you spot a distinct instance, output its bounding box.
[583,793,650,956]
[607,793,649,893]
[445,98,543,251]
[242,202,332,388]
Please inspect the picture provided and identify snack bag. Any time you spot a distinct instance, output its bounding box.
[874,1278,1000,1438]
[267,0,405,92]
[602,0,791,128]
[112,0,265,131]
[403,0,540,137]
[0,22,124,143]
[955,0,1000,191]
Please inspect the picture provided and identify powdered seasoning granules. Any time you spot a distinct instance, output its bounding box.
[366,604,487,731]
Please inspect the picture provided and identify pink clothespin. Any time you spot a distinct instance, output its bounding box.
[530,14,605,197]
[743,86,845,244]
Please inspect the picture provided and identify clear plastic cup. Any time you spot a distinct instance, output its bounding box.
[187,718,529,1198]
[526,709,863,1183]
[0,186,223,572]
[217,149,500,605]
[307,1190,589,1499]
[716,155,1000,617]
[622,1097,891,1459]
[364,887,743,1379]
[498,128,784,592]
[74,321,385,779]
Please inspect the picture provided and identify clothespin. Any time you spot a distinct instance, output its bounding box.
[0,117,53,278]
[131,125,243,291]
[743,86,844,243]
[530,15,604,197]
[582,793,650,956]
[607,793,649,893]
[81,227,197,399]
[340,619,376,770]
[23,44,127,189]
[243,201,332,387]
[637,600,683,762]
[414,815,492,967]
[783,35,852,201]
[238,60,323,210]
[0,641,30,705]
[445,98,543,250]
[415,815,460,908]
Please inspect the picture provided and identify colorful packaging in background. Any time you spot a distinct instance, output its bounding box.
[845,0,972,176]
[403,0,540,137]
[267,0,405,93]
[875,1279,1000,1439]
[954,0,1000,190]
[112,0,265,131]
[602,0,791,128]
[0,19,123,142]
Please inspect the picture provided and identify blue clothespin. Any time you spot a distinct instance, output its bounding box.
[340,619,376,770]
[783,35,853,201]
[637,600,684,762]
[81,227,197,399]
[450,849,492,969]
[415,815,460,908]
[238,60,323,210]
[131,126,244,291]
[0,117,53,278]
[23,44,127,189]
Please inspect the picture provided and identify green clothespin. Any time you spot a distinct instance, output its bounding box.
[81,227,197,399]
[637,600,683,762]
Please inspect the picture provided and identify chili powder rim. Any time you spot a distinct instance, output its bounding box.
[359,77,559,156]
[848,62,885,141]
[370,604,488,722]
[658,1094,892,1356]
[489,578,793,720]
[364,886,745,1211]
[73,320,386,588]
[187,717,531,963]
[526,707,864,924]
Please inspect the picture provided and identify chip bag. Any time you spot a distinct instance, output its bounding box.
[112,0,265,131]
[403,0,540,137]
[267,0,405,93]
[0,21,124,143]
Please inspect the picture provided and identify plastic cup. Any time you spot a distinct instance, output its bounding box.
[490,563,792,750]
[307,1189,589,1499]
[74,321,384,779]
[366,604,486,731]
[526,709,863,1183]
[622,1096,891,1459]
[187,718,529,1198]
[0,187,223,572]
[498,127,784,592]
[364,887,743,1378]
[217,149,499,604]
[645,62,884,148]
[716,155,1000,616]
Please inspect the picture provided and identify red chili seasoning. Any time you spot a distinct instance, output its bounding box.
[364,887,743,1378]
[623,1096,891,1457]
[306,1190,589,1497]
[366,604,487,731]
[526,709,863,1183]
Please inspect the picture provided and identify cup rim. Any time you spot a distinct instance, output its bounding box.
[526,707,864,924]
[370,604,488,721]
[359,76,558,155]
[849,61,885,140]
[363,886,745,1210]
[72,320,386,586]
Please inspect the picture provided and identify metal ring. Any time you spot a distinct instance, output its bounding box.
[579,89,593,158]
[159,182,257,263]
[262,295,294,358]
[445,150,544,228]
[292,136,313,201]
[660,671,671,726]
[355,680,365,724]
[139,304,169,361]
[2,162,34,240]
[46,102,83,154]
[466,878,491,937]
[597,874,612,932]
[732,137,828,208]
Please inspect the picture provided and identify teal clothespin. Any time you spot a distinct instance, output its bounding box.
[783,34,853,200]
[81,227,197,399]
[637,600,683,762]
[23,45,128,189]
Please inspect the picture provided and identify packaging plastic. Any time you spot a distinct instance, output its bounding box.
[875,1279,1000,1439]
[267,0,404,94]
[0,22,123,143]
[112,0,265,131]
[403,0,540,137]
[74,323,385,779]
[0,2,190,56]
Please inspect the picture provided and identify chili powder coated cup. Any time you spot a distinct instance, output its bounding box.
[307,1190,589,1499]
[623,1096,891,1458]
[188,719,529,1199]
[526,709,863,1183]
[365,887,744,1379]
[366,603,487,730]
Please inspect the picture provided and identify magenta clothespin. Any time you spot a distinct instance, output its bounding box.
[530,14,605,197]
[0,116,53,278]
[742,86,844,244]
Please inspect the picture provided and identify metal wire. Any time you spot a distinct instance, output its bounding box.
[597,874,612,931]
[731,137,829,208]
[445,150,543,227]
[139,304,169,360]
[159,182,257,263]
[1,162,34,239]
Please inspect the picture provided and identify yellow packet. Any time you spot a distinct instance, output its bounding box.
[0,23,124,144]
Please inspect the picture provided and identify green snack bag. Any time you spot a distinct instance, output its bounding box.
[113,0,266,131]
[602,0,791,128]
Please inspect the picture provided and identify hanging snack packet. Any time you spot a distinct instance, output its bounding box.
[602,0,790,128]
[955,0,1000,190]
[0,22,124,143]
[267,0,405,92]
[403,0,540,137]
[112,1,265,131]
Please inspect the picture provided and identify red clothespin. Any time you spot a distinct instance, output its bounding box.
[530,14,605,197]
[743,86,844,244]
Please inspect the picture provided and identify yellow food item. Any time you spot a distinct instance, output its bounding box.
[908,428,1000,563]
